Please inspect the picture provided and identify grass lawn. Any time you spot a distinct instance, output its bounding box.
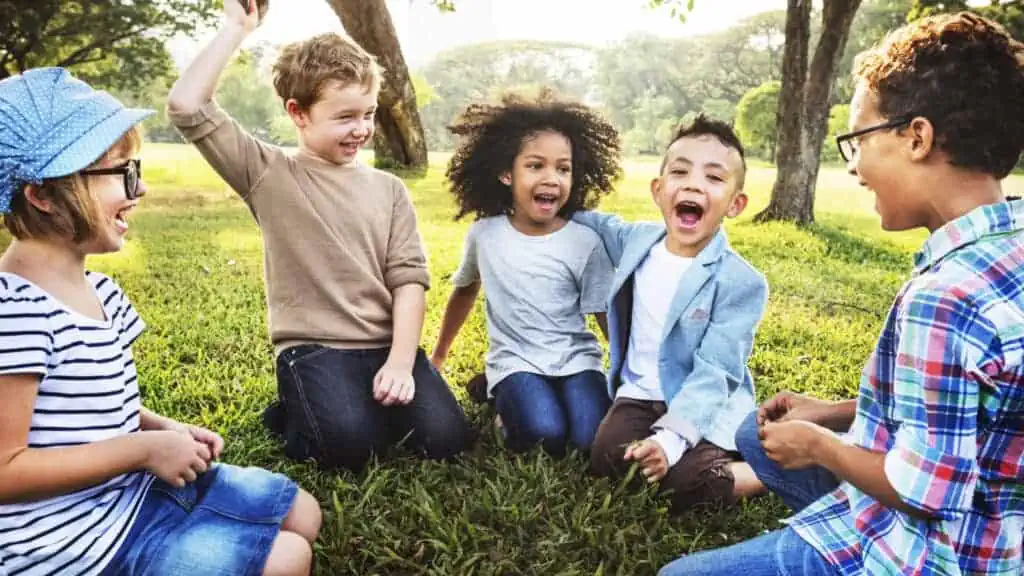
[9,143,1024,574]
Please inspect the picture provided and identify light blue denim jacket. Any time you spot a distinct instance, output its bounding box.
[574,211,768,451]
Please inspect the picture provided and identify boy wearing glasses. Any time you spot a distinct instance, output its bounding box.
[660,12,1023,576]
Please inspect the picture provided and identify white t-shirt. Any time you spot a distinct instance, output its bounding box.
[0,272,153,576]
[452,216,614,392]
[616,240,696,466]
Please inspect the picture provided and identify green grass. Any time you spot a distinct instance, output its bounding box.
[13,143,1024,574]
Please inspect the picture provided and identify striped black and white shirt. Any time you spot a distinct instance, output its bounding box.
[0,272,154,576]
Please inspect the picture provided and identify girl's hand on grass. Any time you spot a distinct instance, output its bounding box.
[373,363,415,406]
[624,439,668,482]
[141,430,212,488]
[429,352,446,371]
[758,420,832,470]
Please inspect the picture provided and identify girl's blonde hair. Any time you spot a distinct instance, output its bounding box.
[4,125,142,242]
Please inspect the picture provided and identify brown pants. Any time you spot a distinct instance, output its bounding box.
[590,398,738,512]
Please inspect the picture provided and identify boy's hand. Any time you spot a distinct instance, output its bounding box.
[141,430,212,488]
[624,439,668,482]
[759,420,832,470]
[373,363,415,406]
[757,391,832,426]
[226,0,261,33]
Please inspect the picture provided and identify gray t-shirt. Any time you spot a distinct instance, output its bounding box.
[453,216,614,392]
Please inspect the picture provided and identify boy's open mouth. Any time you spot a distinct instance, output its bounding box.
[674,200,704,228]
[533,192,559,212]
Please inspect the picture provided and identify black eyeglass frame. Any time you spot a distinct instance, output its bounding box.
[835,117,913,163]
[80,158,142,200]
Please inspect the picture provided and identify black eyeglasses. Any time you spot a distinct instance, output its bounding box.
[80,158,142,200]
[835,117,912,163]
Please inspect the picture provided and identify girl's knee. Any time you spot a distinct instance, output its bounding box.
[263,531,312,576]
[282,489,322,544]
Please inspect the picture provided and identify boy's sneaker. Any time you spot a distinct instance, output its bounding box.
[262,401,286,439]
[466,373,489,404]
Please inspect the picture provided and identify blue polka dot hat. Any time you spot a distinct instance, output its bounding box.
[0,67,154,213]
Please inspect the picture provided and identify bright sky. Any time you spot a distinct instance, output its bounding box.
[208,0,788,67]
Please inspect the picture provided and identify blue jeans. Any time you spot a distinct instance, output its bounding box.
[658,412,842,575]
[658,526,839,576]
[102,464,298,576]
[272,345,472,472]
[493,370,611,455]
[735,411,840,511]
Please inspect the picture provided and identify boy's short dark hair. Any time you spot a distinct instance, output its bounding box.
[854,12,1024,178]
[662,113,747,189]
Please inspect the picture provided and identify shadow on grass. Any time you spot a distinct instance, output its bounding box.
[805,220,911,272]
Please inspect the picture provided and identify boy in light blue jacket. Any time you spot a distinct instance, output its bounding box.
[576,114,767,512]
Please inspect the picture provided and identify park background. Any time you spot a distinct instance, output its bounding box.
[4,0,1023,573]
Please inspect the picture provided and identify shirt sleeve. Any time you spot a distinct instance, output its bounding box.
[451,221,482,288]
[384,178,431,291]
[0,285,53,377]
[579,237,614,314]
[166,99,278,201]
[880,287,986,520]
[115,288,147,347]
[649,429,689,468]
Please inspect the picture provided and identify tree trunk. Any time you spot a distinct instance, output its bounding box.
[755,0,862,224]
[326,0,429,172]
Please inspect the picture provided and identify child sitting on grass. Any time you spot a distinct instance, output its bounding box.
[661,12,1024,575]
[431,91,620,456]
[575,114,768,512]
[166,0,471,473]
[0,67,320,576]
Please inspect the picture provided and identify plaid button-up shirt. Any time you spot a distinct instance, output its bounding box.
[789,200,1024,575]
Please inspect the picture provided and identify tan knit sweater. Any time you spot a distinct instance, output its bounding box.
[169,101,430,354]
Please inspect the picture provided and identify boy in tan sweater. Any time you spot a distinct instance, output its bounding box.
[166,0,470,472]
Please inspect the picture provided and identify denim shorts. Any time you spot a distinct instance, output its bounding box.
[101,463,299,576]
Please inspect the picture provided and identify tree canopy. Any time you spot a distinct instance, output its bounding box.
[0,0,219,93]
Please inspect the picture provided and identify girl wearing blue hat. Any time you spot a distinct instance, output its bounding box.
[0,68,320,576]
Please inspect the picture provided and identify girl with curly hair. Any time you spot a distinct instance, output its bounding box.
[430,91,622,456]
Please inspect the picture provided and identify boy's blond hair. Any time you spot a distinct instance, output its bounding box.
[272,33,383,110]
[3,126,142,242]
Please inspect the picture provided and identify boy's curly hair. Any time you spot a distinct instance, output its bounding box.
[446,90,621,221]
[854,12,1024,178]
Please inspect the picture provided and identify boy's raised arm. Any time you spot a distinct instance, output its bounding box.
[167,0,258,115]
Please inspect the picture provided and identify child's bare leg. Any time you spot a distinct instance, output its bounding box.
[263,531,312,576]
[730,461,765,500]
[281,488,322,543]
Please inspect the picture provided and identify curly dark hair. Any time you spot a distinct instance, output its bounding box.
[446,90,622,221]
[854,12,1024,178]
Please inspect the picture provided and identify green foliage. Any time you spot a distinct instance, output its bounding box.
[14,143,1024,574]
[416,40,597,151]
[910,0,1023,40]
[0,0,219,93]
[735,81,781,161]
[623,95,679,156]
[701,99,737,123]
[214,50,293,145]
